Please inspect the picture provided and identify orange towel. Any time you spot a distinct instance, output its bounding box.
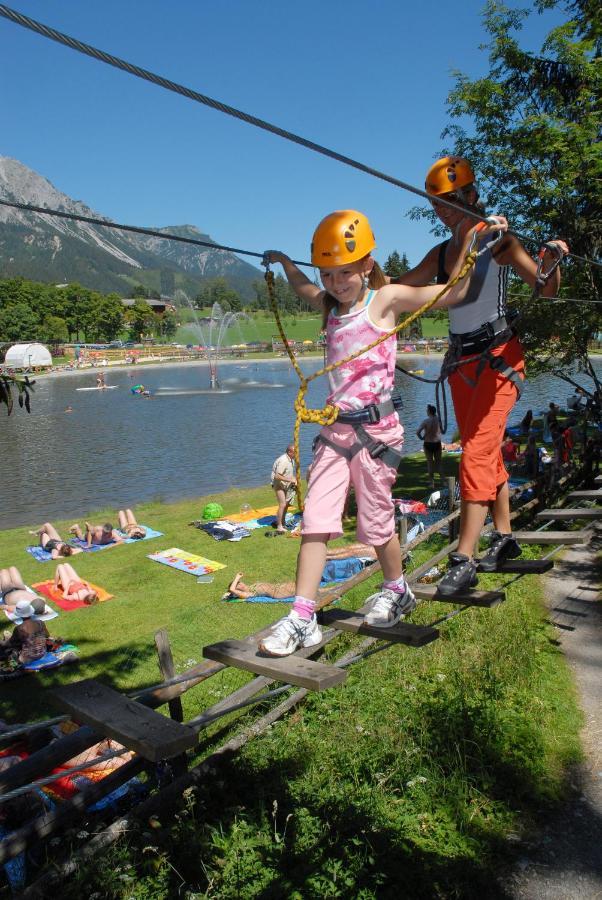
[33,580,113,611]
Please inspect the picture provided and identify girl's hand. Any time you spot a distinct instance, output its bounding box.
[262,250,291,267]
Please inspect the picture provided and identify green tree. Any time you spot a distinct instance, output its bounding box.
[413,0,600,386]
[383,251,411,278]
[42,315,69,343]
[160,309,178,339]
[0,302,40,341]
[126,299,155,341]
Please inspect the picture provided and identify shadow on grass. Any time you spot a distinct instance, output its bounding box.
[0,638,159,725]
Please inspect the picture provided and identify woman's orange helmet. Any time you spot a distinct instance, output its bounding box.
[425,156,475,196]
[311,210,376,267]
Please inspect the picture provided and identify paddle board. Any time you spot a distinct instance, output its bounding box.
[75,385,119,391]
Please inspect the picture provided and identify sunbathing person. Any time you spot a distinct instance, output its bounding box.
[64,737,135,772]
[326,542,377,560]
[0,566,43,608]
[223,572,343,602]
[0,599,50,665]
[117,509,146,539]
[54,563,99,604]
[29,522,81,558]
[69,521,123,547]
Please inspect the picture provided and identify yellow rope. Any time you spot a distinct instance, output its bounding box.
[265,248,479,509]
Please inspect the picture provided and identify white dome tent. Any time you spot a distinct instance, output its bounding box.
[4,343,52,369]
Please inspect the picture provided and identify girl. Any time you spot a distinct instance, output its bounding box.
[117,509,147,540]
[259,209,506,656]
[393,157,568,594]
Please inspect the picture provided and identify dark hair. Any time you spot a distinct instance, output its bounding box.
[321,258,387,329]
[60,544,73,557]
[427,404,436,416]
[103,523,113,533]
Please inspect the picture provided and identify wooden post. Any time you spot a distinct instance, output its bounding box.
[154,629,188,777]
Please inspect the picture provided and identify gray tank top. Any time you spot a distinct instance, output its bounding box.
[440,242,510,335]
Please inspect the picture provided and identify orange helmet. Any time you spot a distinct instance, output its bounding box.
[311,210,376,267]
[425,156,475,196]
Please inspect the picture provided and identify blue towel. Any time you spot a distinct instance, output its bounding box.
[70,537,116,552]
[22,645,78,671]
[26,545,53,562]
[118,525,164,544]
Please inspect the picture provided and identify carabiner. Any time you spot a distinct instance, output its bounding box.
[469,216,505,256]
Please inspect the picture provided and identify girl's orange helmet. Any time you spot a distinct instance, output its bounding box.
[311,210,376,267]
[425,156,475,196]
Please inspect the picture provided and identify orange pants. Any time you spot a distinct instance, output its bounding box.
[449,336,525,502]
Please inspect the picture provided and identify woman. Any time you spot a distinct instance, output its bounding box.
[30,523,80,559]
[416,404,442,488]
[0,599,49,665]
[54,563,98,604]
[117,509,146,540]
[393,156,568,595]
[0,567,40,608]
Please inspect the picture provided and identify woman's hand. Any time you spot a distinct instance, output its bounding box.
[469,215,509,241]
[543,239,569,259]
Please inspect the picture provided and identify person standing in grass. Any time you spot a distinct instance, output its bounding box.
[416,404,442,489]
[270,444,297,534]
[258,209,506,656]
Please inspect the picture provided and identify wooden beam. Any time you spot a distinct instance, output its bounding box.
[512,530,590,545]
[537,508,601,520]
[413,583,505,607]
[490,559,553,574]
[320,609,439,646]
[567,490,602,500]
[595,474,602,485]
[51,679,198,761]
[203,639,347,691]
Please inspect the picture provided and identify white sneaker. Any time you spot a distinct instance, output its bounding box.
[364,583,417,628]
[258,611,322,657]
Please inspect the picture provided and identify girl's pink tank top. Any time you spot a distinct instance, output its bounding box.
[326,291,397,413]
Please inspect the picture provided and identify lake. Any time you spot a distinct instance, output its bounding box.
[2,356,599,529]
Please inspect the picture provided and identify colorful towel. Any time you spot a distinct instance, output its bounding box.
[33,580,114,611]
[226,505,280,523]
[118,525,163,544]
[148,548,226,577]
[194,521,252,542]
[22,645,78,670]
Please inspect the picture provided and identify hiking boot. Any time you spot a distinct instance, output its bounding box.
[364,582,417,628]
[437,553,478,597]
[259,611,322,657]
[478,532,521,572]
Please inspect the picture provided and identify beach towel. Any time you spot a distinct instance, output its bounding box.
[394,498,428,514]
[70,537,117,552]
[148,548,226,577]
[33,580,113,611]
[194,521,252,542]
[25,545,54,562]
[118,525,163,544]
[226,505,281,523]
[22,644,78,670]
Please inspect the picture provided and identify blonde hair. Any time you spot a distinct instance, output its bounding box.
[321,258,386,329]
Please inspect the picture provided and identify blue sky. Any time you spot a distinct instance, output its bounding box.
[1,1,563,276]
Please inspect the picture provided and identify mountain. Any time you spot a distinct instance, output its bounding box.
[0,157,262,300]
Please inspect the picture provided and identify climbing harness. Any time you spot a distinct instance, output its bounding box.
[263,224,493,509]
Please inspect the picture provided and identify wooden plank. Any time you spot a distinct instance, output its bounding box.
[154,629,184,723]
[413,583,505,607]
[51,679,198,762]
[567,490,602,500]
[203,639,347,691]
[595,474,602,485]
[536,508,601,520]
[513,530,590,545]
[491,559,553,574]
[320,609,439,647]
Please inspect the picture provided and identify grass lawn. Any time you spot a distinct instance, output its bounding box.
[1,451,586,898]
